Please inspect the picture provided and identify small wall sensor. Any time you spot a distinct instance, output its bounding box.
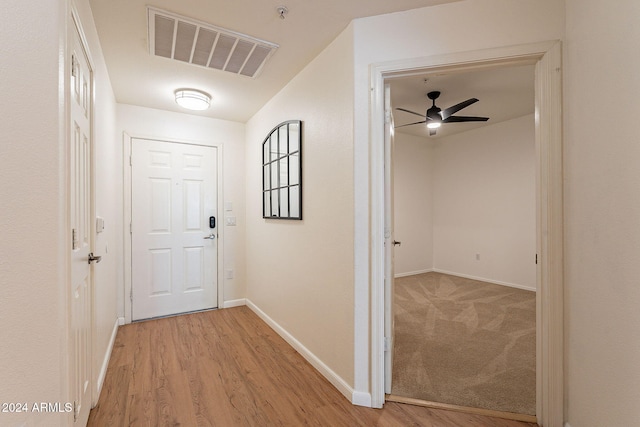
[277,6,289,20]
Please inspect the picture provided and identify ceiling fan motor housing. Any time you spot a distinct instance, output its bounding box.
[427,106,442,120]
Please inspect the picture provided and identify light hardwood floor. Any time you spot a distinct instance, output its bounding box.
[88,306,538,426]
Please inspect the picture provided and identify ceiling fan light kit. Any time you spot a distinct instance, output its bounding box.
[396,90,489,136]
[174,89,211,111]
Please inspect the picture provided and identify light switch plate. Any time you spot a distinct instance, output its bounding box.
[96,217,105,233]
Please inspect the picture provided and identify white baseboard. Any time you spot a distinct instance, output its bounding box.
[246,299,365,406]
[394,268,433,278]
[432,269,536,292]
[95,317,119,405]
[351,391,372,407]
[222,298,246,308]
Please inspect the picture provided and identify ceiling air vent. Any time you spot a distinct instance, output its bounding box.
[148,7,279,78]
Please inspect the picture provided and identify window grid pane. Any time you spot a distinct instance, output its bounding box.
[262,120,301,219]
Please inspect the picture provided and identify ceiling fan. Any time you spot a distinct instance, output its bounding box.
[396,91,489,136]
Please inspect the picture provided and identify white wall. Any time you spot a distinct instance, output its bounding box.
[117,104,247,308]
[0,2,67,424]
[393,133,433,276]
[432,115,536,290]
[394,115,536,290]
[353,0,564,397]
[0,0,119,424]
[245,26,355,394]
[564,0,640,425]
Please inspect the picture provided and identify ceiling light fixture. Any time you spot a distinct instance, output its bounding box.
[427,121,441,129]
[277,6,288,20]
[174,89,211,111]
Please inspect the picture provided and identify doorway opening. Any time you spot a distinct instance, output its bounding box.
[369,41,563,427]
[387,64,537,418]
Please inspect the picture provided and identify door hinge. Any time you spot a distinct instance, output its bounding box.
[130,287,133,302]
[129,155,132,166]
[72,228,78,250]
[129,222,132,235]
[73,401,78,422]
[384,109,392,124]
[71,55,77,78]
[535,253,538,265]
[384,337,391,352]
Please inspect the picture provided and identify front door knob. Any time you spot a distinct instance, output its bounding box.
[88,252,102,264]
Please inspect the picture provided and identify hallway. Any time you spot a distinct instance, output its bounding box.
[89,307,536,426]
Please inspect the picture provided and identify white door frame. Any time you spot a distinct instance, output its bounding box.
[369,41,563,427]
[123,133,225,324]
[383,83,395,395]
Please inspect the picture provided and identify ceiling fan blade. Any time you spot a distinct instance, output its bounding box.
[395,120,427,128]
[441,98,478,120]
[443,115,489,123]
[396,107,425,118]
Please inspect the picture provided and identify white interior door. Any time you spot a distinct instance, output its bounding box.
[384,83,396,394]
[70,16,93,426]
[131,139,218,320]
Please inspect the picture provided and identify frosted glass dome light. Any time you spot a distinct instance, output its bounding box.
[174,89,211,111]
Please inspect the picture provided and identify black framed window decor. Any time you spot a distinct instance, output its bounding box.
[262,120,302,219]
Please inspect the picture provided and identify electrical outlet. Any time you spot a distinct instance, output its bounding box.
[225,216,237,226]
[225,269,234,279]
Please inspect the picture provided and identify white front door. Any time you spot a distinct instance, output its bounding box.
[131,139,218,320]
[70,15,93,426]
[384,83,396,394]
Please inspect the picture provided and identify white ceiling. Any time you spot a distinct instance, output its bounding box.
[390,64,535,139]
[89,0,461,123]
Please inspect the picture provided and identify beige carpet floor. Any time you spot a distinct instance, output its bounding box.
[391,272,536,415]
